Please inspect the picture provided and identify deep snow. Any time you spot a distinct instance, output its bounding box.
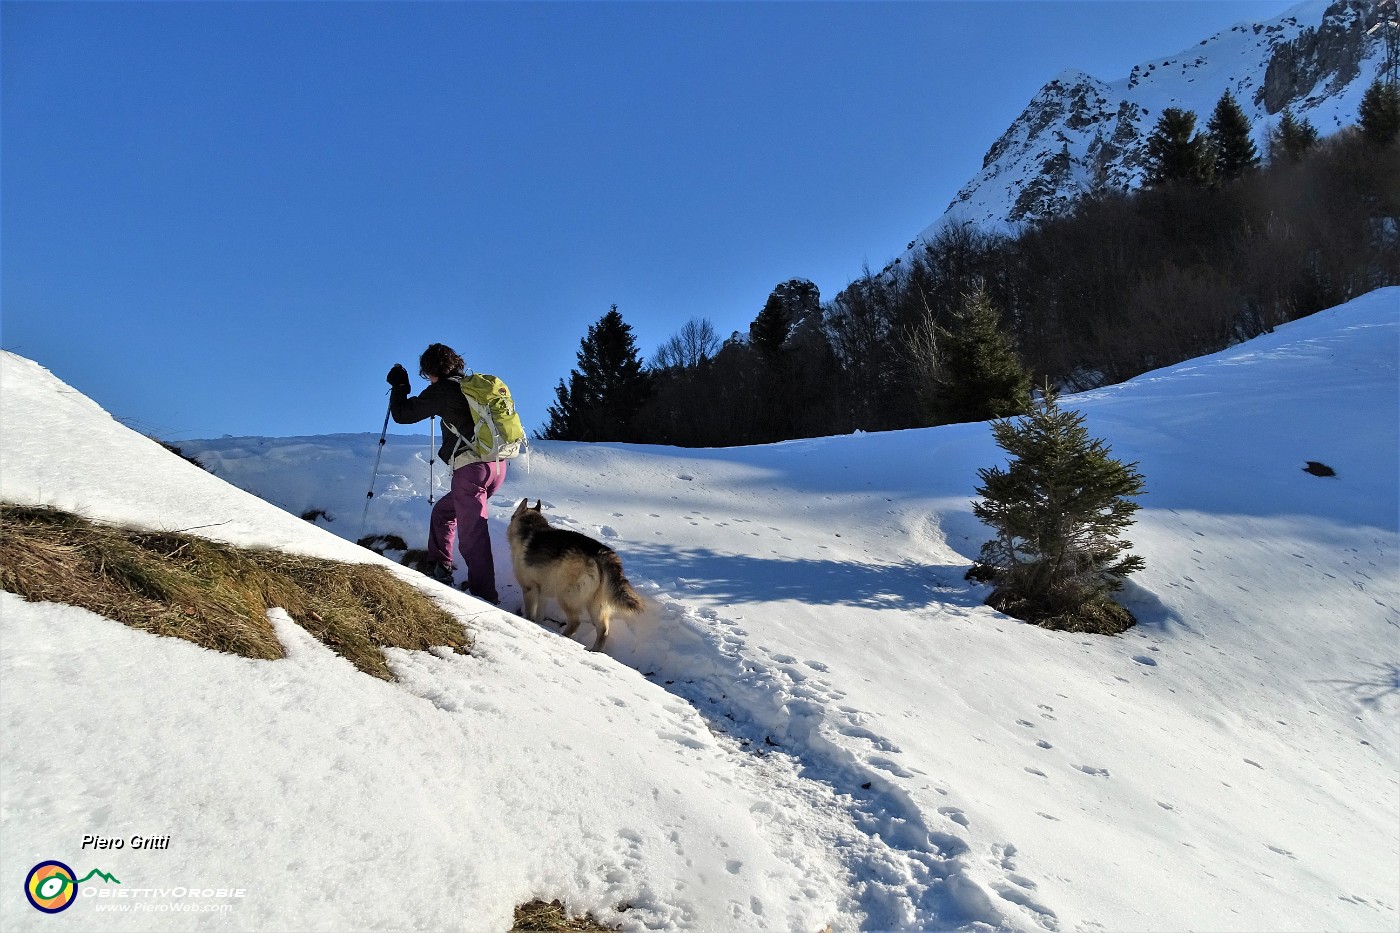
[2,289,1397,932]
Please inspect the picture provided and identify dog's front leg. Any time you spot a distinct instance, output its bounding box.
[522,584,542,622]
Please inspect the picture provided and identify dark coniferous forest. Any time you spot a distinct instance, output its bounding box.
[545,111,1399,448]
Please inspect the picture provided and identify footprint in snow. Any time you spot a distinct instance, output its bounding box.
[1132,655,1158,666]
[992,842,1018,869]
[599,525,619,538]
[868,755,915,778]
[1075,765,1111,777]
[1007,874,1038,891]
[938,806,970,827]
[992,883,1058,924]
[838,724,901,753]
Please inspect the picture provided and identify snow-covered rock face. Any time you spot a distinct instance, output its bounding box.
[753,277,824,350]
[1263,0,1375,111]
[925,0,1388,239]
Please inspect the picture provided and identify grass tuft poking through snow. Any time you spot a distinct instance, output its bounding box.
[511,898,618,932]
[0,503,470,679]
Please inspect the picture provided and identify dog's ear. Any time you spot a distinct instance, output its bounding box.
[512,498,527,516]
[532,499,542,512]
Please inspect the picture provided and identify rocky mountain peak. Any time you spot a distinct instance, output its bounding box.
[1262,0,1374,111]
[901,0,1389,256]
[749,278,823,351]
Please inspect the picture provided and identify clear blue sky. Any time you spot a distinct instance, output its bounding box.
[3,0,1289,442]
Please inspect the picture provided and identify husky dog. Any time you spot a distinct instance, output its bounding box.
[507,499,643,651]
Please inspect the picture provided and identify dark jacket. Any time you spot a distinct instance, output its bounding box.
[390,377,476,465]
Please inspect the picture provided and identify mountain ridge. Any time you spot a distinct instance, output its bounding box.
[903,0,1387,251]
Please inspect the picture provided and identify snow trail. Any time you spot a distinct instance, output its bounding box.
[514,502,1051,931]
[4,290,1395,932]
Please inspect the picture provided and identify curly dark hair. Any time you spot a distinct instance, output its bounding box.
[418,343,465,380]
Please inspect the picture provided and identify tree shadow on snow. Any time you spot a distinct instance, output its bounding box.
[1312,661,1400,711]
[626,541,985,612]
[1116,578,1196,634]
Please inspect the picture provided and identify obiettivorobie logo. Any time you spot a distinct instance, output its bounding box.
[24,861,121,913]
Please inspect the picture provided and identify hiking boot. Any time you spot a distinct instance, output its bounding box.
[465,586,499,606]
[425,562,454,585]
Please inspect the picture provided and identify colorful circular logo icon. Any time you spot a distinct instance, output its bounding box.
[25,861,78,913]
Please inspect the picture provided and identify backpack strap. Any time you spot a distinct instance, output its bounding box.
[440,375,472,468]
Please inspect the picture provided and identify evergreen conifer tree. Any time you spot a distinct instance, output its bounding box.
[968,387,1146,634]
[1206,90,1260,181]
[539,305,652,442]
[543,372,585,441]
[1358,78,1400,146]
[1268,108,1319,163]
[1143,108,1214,187]
[937,287,1032,424]
[749,294,793,358]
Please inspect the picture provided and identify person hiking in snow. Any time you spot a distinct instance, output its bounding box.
[387,343,505,604]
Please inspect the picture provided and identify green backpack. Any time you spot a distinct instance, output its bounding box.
[448,373,526,461]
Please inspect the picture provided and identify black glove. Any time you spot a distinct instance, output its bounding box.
[386,364,409,389]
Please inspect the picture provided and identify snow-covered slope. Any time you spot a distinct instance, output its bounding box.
[3,289,1398,932]
[919,0,1387,238]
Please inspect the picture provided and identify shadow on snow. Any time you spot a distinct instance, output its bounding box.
[626,541,987,612]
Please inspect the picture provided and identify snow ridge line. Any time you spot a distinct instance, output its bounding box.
[616,588,1053,933]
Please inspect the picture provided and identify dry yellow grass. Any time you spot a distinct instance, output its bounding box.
[0,503,469,679]
[511,899,617,932]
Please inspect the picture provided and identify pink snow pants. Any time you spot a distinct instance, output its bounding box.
[428,459,506,603]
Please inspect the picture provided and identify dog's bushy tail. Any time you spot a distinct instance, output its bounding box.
[599,550,643,614]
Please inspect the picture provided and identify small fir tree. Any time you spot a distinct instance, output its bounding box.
[1143,107,1214,187]
[937,287,1032,424]
[1269,108,1319,163]
[540,305,652,442]
[1358,78,1400,146]
[1207,90,1260,181]
[968,387,1146,634]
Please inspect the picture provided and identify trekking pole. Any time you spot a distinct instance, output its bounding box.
[360,399,392,539]
[428,417,436,504]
